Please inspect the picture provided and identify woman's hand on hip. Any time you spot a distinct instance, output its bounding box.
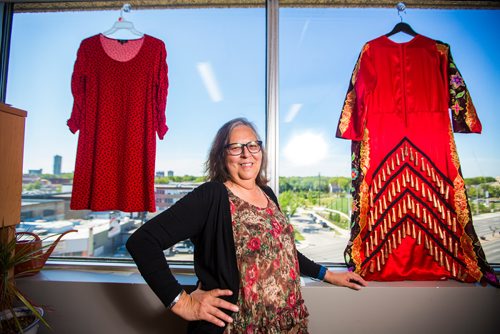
[171,285,239,327]
[324,270,368,290]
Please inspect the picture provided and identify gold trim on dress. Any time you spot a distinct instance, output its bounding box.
[465,91,480,131]
[338,44,370,136]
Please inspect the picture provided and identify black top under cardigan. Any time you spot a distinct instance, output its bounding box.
[126,181,322,334]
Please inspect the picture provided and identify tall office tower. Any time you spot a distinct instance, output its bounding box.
[53,155,62,175]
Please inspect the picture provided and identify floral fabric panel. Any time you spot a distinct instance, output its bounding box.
[436,42,482,134]
[224,189,309,334]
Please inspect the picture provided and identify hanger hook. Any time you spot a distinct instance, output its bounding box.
[396,2,407,22]
[119,3,132,22]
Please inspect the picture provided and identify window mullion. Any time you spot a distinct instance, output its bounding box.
[266,0,279,195]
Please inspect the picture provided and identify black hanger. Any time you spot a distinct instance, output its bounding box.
[385,21,417,37]
[386,2,417,37]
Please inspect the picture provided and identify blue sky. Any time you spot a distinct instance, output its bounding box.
[6,7,500,178]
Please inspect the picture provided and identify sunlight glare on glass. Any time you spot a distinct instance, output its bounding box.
[284,132,328,166]
[196,61,223,102]
[284,103,302,123]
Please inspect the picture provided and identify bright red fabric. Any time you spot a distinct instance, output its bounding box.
[337,34,497,285]
[68,34,168,212]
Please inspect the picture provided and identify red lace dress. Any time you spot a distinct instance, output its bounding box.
[224,189,309,334]
[68,34,168,212]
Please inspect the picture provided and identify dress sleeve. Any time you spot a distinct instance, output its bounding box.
[67,42,86,134]
[126,184,209,309]
[336,43,375,141]
[155,40,169,140]
[437,42,482,134]
[297,251,322,278]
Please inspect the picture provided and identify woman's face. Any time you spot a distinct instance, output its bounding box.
[225,125,262,185]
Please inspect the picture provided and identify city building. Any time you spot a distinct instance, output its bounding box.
[53,154,62,175]
[28,168,42,175]
[153,183,199,213]
[21,198,65,222]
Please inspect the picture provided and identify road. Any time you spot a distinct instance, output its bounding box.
[290,210,348,263]
[472,211,500,263]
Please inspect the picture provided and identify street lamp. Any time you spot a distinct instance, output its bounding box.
[474,184,480,215]
[318,173,321,207]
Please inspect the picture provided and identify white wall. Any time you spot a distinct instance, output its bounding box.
[17,269,500,334]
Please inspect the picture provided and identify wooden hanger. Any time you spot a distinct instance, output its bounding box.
[385,2,417,37]
[103,3,144,40]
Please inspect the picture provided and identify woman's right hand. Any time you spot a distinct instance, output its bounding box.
[170,286,239,327]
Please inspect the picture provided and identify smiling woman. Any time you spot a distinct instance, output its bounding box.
[126,117,366,332]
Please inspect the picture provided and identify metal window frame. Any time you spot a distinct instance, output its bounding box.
[1,2,499,270]
[0,3,13,103]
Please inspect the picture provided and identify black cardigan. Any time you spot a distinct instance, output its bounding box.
[126,181,322,334]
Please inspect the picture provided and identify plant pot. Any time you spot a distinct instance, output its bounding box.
[0,306,43,334]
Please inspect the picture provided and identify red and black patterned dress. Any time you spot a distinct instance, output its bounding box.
[68,34,168,212]
[336,34,497,285]
[224,188,309,334]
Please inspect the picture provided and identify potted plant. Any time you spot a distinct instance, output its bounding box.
[0,225,51,334]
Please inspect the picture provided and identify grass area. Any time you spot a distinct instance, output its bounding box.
[316,211,350,230]
[294,229,305,241]
[320,196,351,214]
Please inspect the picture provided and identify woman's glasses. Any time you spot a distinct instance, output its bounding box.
[225,141,263,156]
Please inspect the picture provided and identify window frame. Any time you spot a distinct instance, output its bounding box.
[1,1,499,271]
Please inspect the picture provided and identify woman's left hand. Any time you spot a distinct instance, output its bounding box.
[323,270,367,290]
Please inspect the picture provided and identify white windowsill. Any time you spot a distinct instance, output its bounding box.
[23,261,498,289]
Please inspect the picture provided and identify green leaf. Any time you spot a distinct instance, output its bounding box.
[456,91,465,99]
[14,289,51,329]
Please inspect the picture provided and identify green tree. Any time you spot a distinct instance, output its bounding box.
[279,191,303,216]
[24,180,42,191]
[464,176,496,186]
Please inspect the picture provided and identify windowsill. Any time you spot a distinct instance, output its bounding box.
[21,261,498,289]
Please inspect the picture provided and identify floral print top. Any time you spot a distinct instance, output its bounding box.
[224,188,309,334]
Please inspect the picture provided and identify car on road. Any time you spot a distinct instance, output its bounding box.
[172,241,194,254]
[113,245,130,258]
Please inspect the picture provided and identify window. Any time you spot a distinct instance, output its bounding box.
[7,6,266,260]
[278,8,500,263]
[5,4,499,266]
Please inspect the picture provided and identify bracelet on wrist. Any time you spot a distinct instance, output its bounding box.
[168,290,184,310]
[318,266,327,281]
